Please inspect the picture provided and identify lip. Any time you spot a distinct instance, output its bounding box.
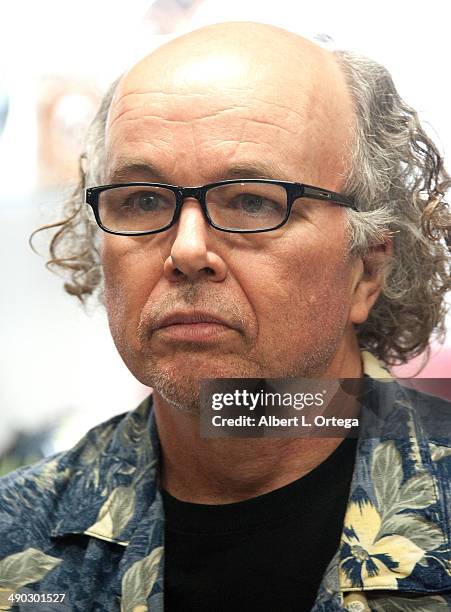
[154,310,235,346]
[156,311,232,329]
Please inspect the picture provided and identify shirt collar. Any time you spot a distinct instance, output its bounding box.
[50,397,160,545]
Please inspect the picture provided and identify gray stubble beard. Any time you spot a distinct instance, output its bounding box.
[144,332,341,415]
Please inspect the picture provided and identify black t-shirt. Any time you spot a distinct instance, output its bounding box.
[162,437,358,612]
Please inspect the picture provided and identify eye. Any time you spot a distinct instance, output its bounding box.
[240,194,264,213]
[232,193,282,215]
[125,191,168,212]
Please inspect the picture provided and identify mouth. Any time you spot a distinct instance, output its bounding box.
[153,311,235,342]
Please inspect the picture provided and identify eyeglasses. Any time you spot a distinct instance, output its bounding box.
[85,179,357,235]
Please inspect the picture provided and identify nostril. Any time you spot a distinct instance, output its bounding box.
[170,266,214,278]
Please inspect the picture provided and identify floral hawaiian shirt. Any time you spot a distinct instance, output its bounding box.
[0,352,450,611]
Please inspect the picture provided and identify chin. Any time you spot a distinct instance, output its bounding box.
[134,355,262,413]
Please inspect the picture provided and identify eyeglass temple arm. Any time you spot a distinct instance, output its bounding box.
[302,185,358,211]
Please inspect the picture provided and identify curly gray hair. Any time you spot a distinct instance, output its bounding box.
[32,51,451,366]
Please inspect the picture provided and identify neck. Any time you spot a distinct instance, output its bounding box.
[154,342,363,504]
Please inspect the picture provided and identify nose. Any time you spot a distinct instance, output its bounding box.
[163,198,227,282]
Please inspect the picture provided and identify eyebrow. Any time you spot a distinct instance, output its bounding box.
[224,160,289,180]
[107,159,290,184]
[107,160,167,183]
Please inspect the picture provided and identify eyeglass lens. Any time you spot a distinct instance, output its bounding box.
[206,183,287,230]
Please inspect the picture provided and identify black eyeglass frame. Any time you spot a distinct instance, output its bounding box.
[85,179,357,236]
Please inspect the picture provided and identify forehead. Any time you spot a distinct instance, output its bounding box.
[104,49,354,187]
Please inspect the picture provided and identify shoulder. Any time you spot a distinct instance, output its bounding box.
[0,397,153,553]
[0,408,127,490]
[393,382,451,435]
[401,385,451,467]
[366,376,451,419]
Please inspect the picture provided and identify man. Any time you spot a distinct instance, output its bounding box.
[1,21,450,612]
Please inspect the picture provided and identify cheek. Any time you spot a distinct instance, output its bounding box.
[250,238,353,339]
[101,238,162,342]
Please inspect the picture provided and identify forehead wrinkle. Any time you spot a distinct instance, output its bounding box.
[108,92,312,156]
[242,117,297,137]
[111,107,255,131]
[109,81,311,126]
[108,87,249,128]
[110,102,256,131]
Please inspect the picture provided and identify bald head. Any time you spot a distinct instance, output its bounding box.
[105,22,355,189]
[120,22,344,95]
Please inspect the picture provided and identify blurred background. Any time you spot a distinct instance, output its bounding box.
[1,0,450,473]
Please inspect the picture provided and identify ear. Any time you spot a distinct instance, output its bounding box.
[349,240,392,325]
